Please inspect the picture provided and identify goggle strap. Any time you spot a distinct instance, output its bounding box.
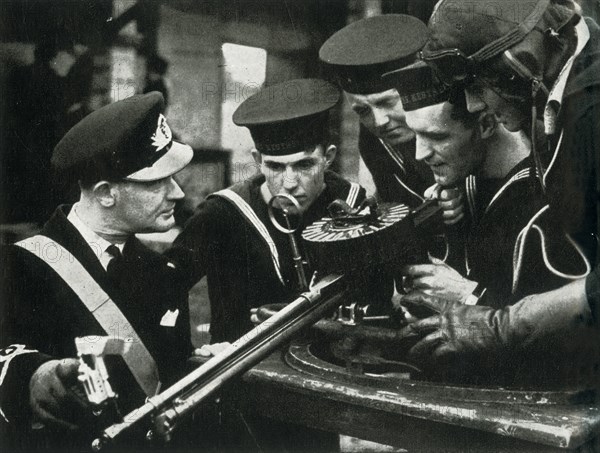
[503,50,550,97]
[471,0,551,62]
[530,81,547,196]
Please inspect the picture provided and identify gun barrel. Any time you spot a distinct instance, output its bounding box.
[93,273,346,448]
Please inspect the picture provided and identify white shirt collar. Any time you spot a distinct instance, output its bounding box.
[544,18,590,134]
[67,203,124,268]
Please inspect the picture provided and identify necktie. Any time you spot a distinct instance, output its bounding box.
[106,245,124,286]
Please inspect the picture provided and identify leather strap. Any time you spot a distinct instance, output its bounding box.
[15,235,160,397]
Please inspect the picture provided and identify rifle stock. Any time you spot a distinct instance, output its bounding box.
[92,273,346,450]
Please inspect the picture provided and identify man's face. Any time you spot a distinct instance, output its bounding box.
[347,89,415,145]
[257,145,331,214]
[405,102,483,187]
[112,176,185,233]
[464,82,529,132]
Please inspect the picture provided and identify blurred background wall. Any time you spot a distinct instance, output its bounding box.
[6,0,597,342]
[0,0,445,230]
[0,0,440,348]
[2,0,598,228]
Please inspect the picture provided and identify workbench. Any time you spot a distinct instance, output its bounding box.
[243,348,600,452]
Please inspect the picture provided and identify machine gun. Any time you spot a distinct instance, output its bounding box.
[89,197,441,449]
[91,273,347,450]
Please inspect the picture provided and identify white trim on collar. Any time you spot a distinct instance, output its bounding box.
[544,19,590,135]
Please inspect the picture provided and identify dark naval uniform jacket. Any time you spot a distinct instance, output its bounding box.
[0,205,191,448]
[168,170,367,344]
[461,159,590,308]
[359,127,433,207]
[168,170,365,452]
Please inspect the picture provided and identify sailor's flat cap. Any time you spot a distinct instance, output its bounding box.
[233,78,340,155]
[319,14,429,94]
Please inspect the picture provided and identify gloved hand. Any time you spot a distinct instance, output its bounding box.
[400,279,600,386]
[425,184,465,225]
[400,291,507,361]
[402,256,478,305]
[29,358,92,430]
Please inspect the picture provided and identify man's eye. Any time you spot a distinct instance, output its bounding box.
[296,161,315,171]
[353,107,369,116]
[418,132,446,142]
[430,134,449,142]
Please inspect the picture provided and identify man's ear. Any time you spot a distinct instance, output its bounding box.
[251,148,262,166]
[478,112,497,140]
[324,145,338,168]
[92,181,117,207]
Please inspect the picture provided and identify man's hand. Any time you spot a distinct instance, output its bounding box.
[399,280,598,387]
[402,257,477,304]
[194,342,231,358]
[425,184,465,225]
[399,289,458,319]
[400,291,504,363]
[29,358,92,430]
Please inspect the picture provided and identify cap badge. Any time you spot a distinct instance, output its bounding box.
[151,113,172,152]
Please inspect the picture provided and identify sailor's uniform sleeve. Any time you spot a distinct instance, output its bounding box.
[545,97,600,323]
[345,181,366,208]
[0,346,51,424]
[0,247,53,426]
[586,265,600,324]
[167,197,228,290]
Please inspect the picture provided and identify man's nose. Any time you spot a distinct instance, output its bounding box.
[464,87,487,113]
[167,177,185,200]
[373,108,390,129]
[415,138,433,162]
[282,168,299,191]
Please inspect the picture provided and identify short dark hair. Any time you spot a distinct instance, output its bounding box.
[448,90,480,129]
[65,158,121,191]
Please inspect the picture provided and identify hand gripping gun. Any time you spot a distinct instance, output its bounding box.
[91,274,346,450]
[90,197,441,449]
[75,337,130,415]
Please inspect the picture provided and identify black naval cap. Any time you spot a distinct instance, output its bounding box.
[52,92,193,182]
[233,78,340,155]
[319,14,429,94]
[382,61,453,112]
